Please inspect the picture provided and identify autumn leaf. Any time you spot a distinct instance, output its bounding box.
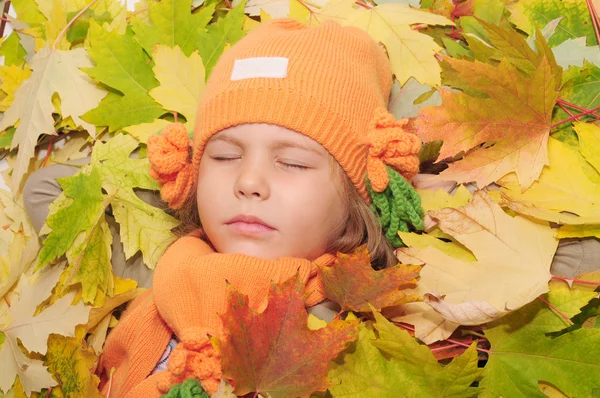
[0,64,31,112]
[328,319,481,397]
[498,136,600,226]
[0,265,91,396]
[37,165,105,270]
[393,190,558,343]
[130,0,216,57]
[318,245,421,312]
[0,31,28,66]
[552,62,600,131]
[480,279,600,397]
[90,133,179,268]
[148,45,206,128]
[0,45,107,191]
[388,78,441,120]
[314,0,453,86]
[82,21,164,131]
[219,275,358,397]
[44,326,102,398]
[506,0,598,47]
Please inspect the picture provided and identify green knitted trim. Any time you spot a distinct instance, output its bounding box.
[366,166,424,248]
[161,378,209,398]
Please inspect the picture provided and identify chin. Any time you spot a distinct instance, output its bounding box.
[219,242,282,260]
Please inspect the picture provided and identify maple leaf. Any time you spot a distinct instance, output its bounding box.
[82,21,164,131]
[131,0,216,57]
[148,45,206,128]
[0,31,28,66]
[393,190,557,343]
[219,275,358,397]
[498,136,600,226]
[0,45,107,191]
[91,133,179,268]
[480,279,600,397]
[415,52,560,188]
[37,165,105,270]
[314,0,453,86]
[328,319,481,397]
[388,78,441,120]
[0,265,91,396]
[0,64,32,112]
[506,0,598,47]
[318,245,421,312]
[552,37,600,69]
[44,326,102,398]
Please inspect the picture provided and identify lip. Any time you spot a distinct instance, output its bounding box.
[225,215,276,235]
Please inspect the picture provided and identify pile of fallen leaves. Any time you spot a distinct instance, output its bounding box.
[0,0,599,396]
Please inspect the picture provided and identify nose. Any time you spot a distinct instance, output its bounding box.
[234,162,270,201]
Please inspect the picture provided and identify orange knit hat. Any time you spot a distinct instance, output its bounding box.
[148,17,424,245]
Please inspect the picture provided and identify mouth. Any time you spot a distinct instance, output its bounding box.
[225,215,276,235]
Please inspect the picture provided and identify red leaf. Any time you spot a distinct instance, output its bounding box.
[219,275,358,398]
[318,245,421,312]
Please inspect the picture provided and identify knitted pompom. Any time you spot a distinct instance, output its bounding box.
[367,107,421,192]
[156,328,223,396]
[161,378,209,398]
[147,122,194,210]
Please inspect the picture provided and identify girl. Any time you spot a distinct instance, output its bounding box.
[94,17,424,397]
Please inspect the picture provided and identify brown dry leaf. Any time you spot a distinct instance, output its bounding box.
[392,190,558,343]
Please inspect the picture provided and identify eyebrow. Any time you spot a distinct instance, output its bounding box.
[209,134,325,156]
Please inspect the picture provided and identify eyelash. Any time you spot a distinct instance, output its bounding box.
[212,157,309,170]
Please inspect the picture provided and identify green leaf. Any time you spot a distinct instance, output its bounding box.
[83,21,164,130]
[37,165,105,269]
[91,134,179,268]
[506,0,598,47]
[328,319,481,397]
[12,0,47,24]
[480,281,600,397]
[65,216,113,304]
[553,61,600,128]
[0,31,28,66]
[131,0,216,57]
[197,0,247,78]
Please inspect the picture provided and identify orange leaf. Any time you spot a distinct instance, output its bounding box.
[414,55,560,189]
[318,245,421,312]
[219,275,358,397]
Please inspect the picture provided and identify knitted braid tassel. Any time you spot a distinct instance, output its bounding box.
[365,107,425,247]
[161,378,209,398]
[367,166,424,247]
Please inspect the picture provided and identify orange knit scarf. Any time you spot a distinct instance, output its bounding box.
[103,235,334,395]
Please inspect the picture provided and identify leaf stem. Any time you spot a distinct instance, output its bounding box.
[355,1,373,9]
[537,296,574,325]
[48,158,85,168]
[53,0,100,50]
[557,99,600,119]
[394,322,491,354]
[585,0,600,46]
[551,274,600,287]
[41,136,55,167]
[551,106,600,128]
[126,7,148,20]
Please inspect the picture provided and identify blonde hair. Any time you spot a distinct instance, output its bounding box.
[171,155,398,270]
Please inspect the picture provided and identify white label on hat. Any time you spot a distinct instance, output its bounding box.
[230,57,289,80]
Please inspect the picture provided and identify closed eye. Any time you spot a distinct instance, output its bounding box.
[280,162,309,170]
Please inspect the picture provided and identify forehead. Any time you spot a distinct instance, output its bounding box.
[208,123,327,154]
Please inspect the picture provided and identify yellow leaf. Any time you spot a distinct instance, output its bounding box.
[288,0,310,21]
[393,191,558,343]
[398,231,475,262]
[320,1,453,86]
[307,313,327,330]
[417,184,472,214]
[499,138,600,225]
[243,15,263,31]
[122,119,172,144]
[148,45,205,130]
[44,327,102,398]
[0,265,91,396]
[0,46,107,191]
[557,224,600,239]
[574,121,600,174]
[0,65,32,112]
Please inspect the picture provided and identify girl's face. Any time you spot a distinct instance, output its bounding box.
[196,123,347,260]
